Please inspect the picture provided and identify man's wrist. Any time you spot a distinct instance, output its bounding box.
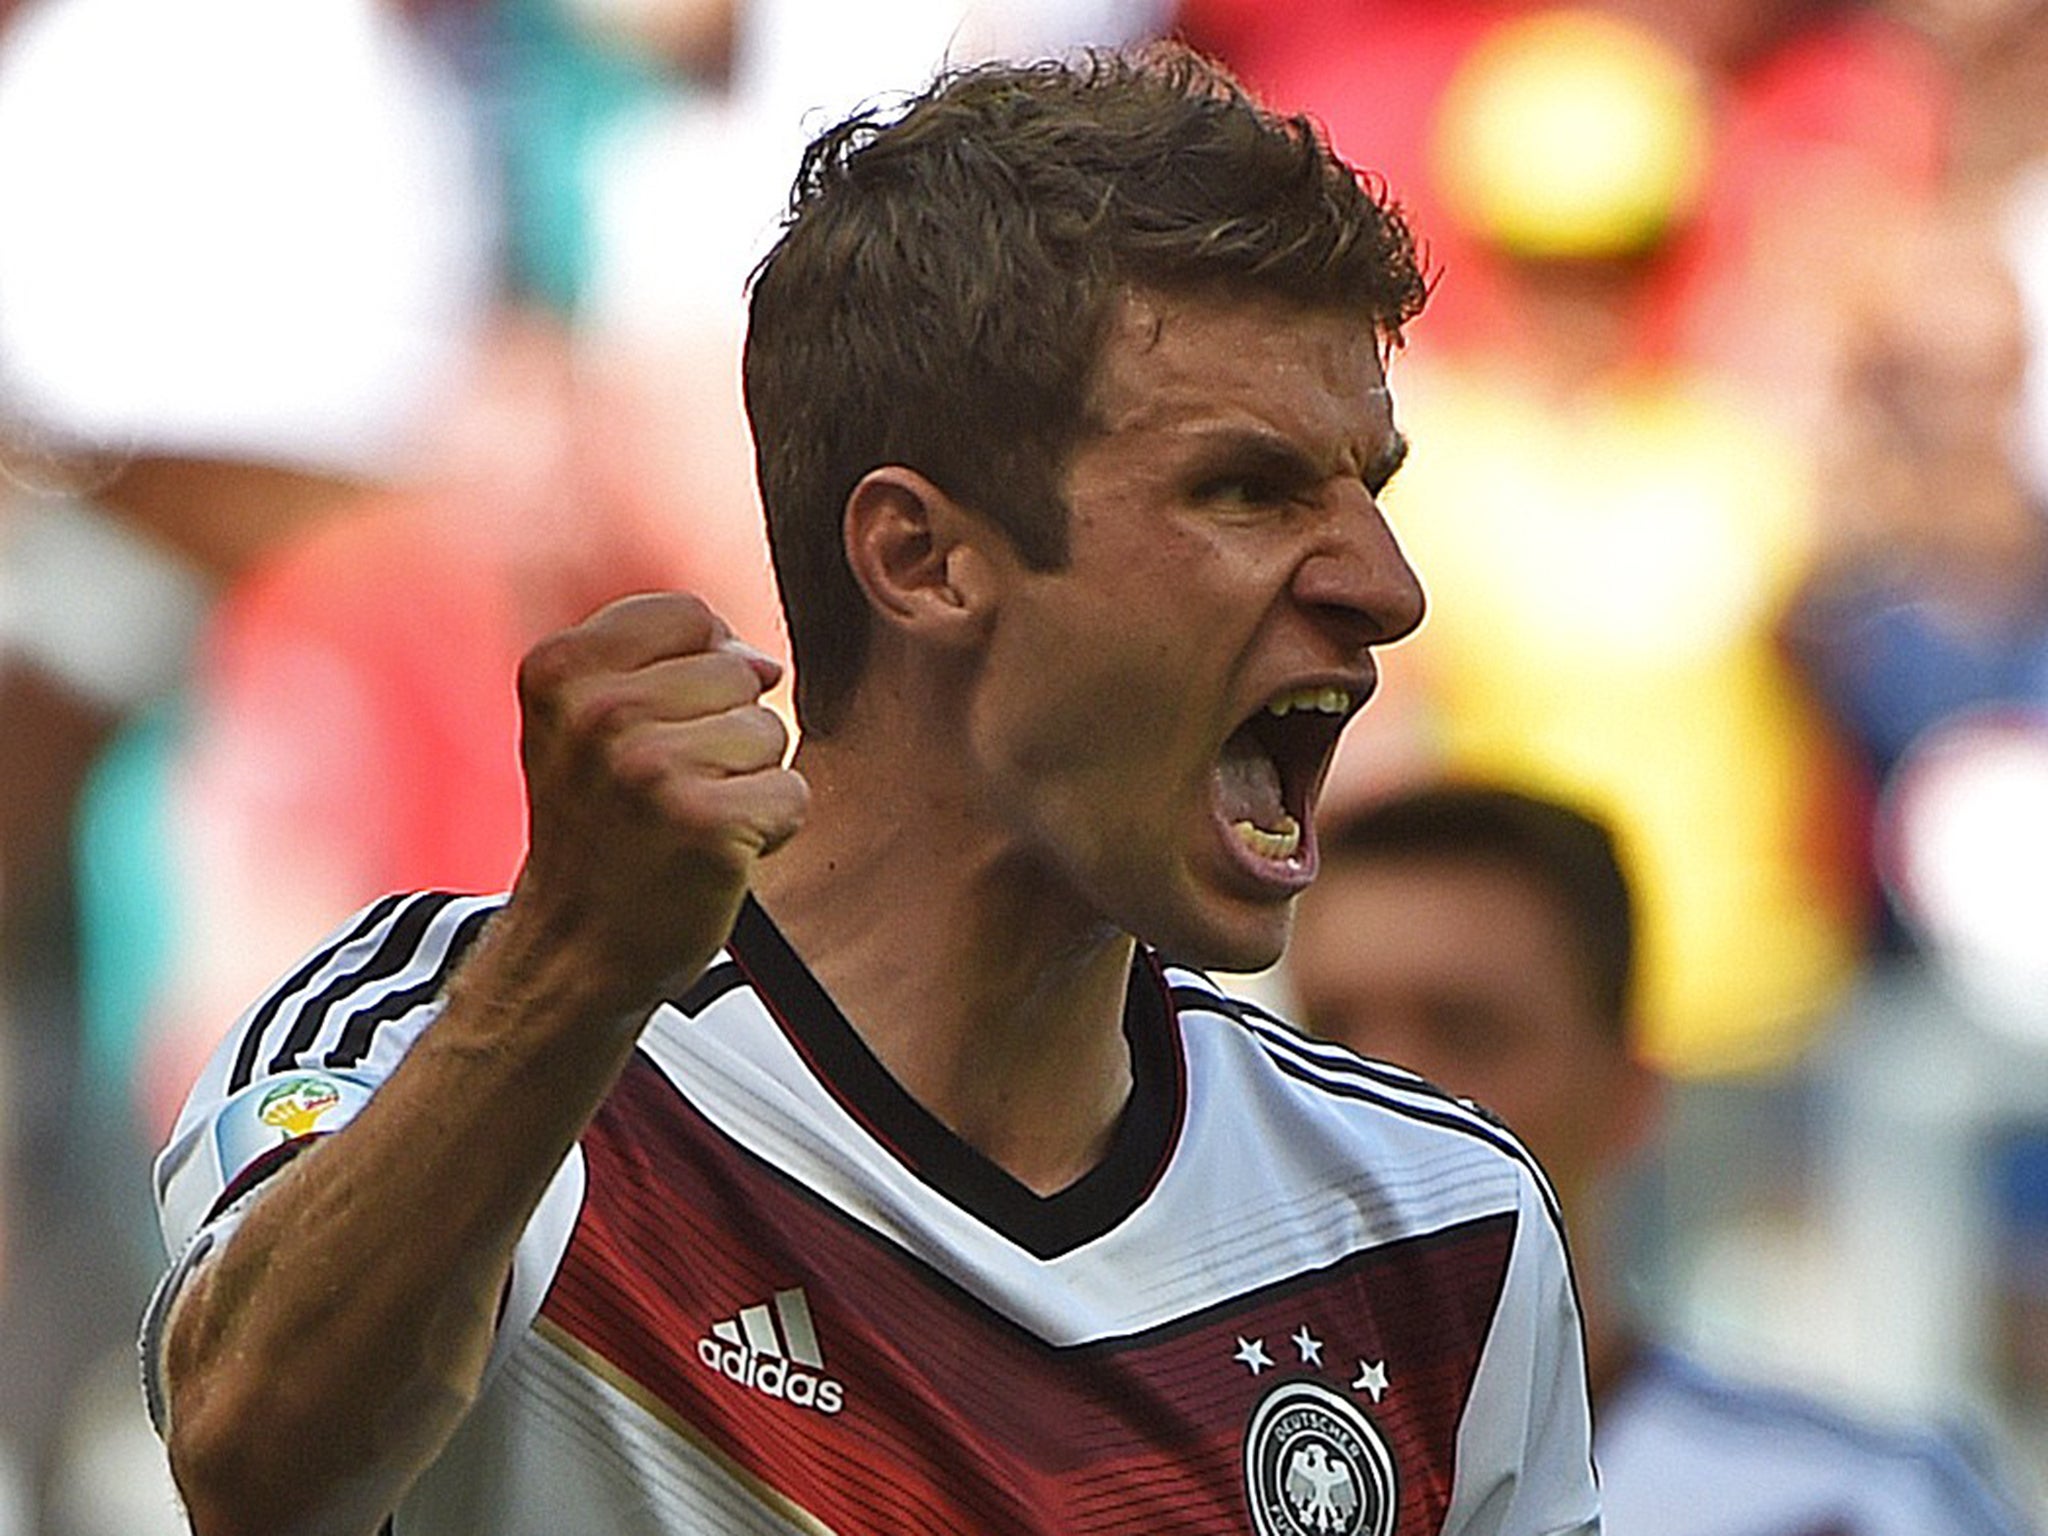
[441,903,672,1050]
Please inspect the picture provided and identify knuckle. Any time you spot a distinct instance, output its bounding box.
[692,712,778,782]
[565,684,632,742]
[753,769,813,856]
[771,765,812,820]
[672,591,718,631]
[622,589,720,647]
[744,702,792,758]
[517,632,580,702]
[713,706,790,775]
[692,648,758,707]
[602,726,669,790]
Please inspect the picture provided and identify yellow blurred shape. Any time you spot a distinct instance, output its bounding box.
[1432,8,1710,259]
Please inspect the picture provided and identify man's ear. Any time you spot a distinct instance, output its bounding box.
[843,466,1000,647]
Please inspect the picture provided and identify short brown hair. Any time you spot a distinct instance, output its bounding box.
[1319,784,1637,1041]
[743,44,1429,735]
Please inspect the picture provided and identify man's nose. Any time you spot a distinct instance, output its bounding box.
[1292,487,1426,649]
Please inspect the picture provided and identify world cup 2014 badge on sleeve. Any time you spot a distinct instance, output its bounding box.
[1243,1378,1399,1536]
[214,1070,377,1174]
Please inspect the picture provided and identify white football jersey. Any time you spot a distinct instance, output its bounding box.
[146,891,1602,1535]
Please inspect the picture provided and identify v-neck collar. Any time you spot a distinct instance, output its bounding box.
[724,896,1186,1260]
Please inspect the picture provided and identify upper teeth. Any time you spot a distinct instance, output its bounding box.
[1266,686,1352,718]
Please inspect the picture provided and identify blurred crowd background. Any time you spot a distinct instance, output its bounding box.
[0,0,2045,1529]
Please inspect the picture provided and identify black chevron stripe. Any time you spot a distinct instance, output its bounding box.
[252,892,466,1085]
[225,893,412,1093]
[323,901,500,1071]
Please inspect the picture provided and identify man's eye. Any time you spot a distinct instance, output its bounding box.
[1197,476,1288,508]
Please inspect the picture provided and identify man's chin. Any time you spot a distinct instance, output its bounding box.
[1145,903,1291,975]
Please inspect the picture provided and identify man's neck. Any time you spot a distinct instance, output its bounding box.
[1566,1206,1637,1411]
[748,736,1139,1197]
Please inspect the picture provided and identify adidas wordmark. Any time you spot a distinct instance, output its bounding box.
[696,1287,846,1415]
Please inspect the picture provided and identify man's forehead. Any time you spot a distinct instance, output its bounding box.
[1109,285,1393,352]
[1091,289,1399,432]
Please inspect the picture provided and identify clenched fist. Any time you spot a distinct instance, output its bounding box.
[499,591,809,1013]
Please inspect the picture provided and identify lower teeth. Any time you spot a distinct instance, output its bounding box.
[1233,815,1301,860]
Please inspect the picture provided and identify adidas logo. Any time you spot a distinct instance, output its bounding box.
[697,1287,845,1416]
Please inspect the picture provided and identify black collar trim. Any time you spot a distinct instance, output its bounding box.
[727,897,1185,1260]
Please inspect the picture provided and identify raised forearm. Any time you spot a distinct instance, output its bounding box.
[159,921,651,1536]
[157,592,807,1535]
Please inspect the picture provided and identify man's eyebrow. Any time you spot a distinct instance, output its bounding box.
[1186,428,1323,485]
[1180,424,1409,493]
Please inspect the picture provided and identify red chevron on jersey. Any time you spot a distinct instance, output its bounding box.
[541,1054,1517,1534]
[148,892,1599,1534]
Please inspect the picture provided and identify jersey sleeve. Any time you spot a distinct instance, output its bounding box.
[139,890,585,1429]
[1598,1344,2043,1536]
[1443,1162,1604,1535]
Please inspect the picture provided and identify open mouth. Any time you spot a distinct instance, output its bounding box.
[1214,684,1356,866]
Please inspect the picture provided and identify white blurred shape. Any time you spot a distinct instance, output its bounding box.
[2004,160,2048,499]
[46,1348,188,1536]
[0,498,207,707]
[583,0,1169,340]
[0,0,494,477]
[1883,710,2048,1042]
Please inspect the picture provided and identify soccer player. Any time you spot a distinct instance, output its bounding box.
[141,48,1601,1535]
[1288,782,2040,1536]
